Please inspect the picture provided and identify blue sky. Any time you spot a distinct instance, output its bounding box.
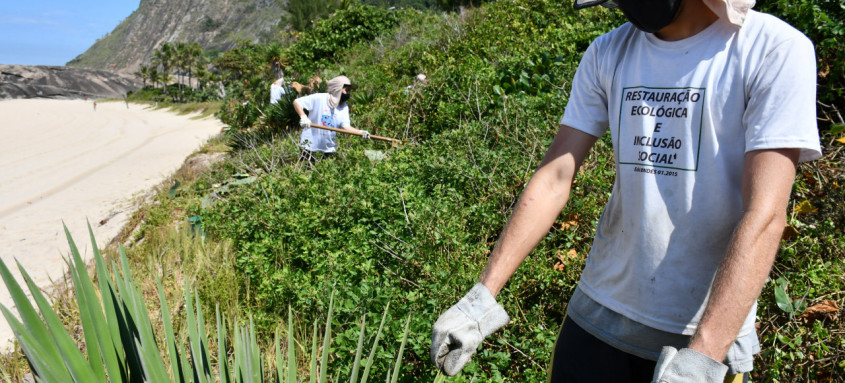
[0,1,140,66]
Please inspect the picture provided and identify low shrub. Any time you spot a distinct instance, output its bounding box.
[0,227,414,382]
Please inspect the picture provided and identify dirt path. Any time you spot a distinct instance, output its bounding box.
[0,99,224,350]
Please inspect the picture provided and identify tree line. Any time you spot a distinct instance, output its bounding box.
[133,42,217,97]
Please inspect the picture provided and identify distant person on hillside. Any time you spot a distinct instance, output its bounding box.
[404,73,427,95]
[293,75,370,164]
[270,77,286,105]
[430,0,822,382]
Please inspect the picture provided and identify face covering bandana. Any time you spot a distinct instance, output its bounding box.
[340,92,350,104]
[614,0,684,33]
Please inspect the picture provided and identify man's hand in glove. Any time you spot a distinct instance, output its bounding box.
[360,130,370,139]
[299,115,311,129]
[431,283,510,376]
[652,346,729,383]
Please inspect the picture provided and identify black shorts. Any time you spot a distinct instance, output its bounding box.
[547,317,748,383]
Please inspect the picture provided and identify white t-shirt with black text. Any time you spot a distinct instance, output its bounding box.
[561,11,821,341]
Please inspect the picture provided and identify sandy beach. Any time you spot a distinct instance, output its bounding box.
[0,99,224,350]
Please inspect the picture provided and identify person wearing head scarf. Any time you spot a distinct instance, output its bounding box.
[293,75,370,162]
[431,0,821,381]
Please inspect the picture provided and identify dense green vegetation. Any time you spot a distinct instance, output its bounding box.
[202,1,844,381]
[0,226,414,383]
[3,0,843,382]
[197,3,624,381]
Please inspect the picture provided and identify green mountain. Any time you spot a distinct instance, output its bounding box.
[66,0,285,73]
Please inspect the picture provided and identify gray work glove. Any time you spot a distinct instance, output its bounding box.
[652,346,729,383]
[431,283,510,376]
[360,130,370,139]
[299,115,311,129]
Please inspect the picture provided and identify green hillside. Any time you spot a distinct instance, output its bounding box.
[67,0,285,72]
[165,1,845,380]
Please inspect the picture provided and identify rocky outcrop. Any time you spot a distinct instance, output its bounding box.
[0,65,141,100]
[66,0,284,73]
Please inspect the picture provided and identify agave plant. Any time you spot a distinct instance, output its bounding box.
[0,224,413,382]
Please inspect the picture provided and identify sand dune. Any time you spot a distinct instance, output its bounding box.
[0,99,224,350]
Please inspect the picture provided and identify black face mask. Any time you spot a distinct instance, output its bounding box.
[614,0,684,33]
[340,92,350,104]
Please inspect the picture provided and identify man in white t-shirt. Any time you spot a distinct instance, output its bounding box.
[293,75,370,163]
[430,0,822,381]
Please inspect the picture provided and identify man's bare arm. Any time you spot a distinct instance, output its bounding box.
[293,99,306,117]
[480,126,598,297]
[689,148,800,361]
[342,125,368,135]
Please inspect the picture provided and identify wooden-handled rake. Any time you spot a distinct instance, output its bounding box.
[309,123,403,144]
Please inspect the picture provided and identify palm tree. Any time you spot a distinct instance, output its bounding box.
[170,42,204,99]
[149,67,160,89]
[160,72,172,92]
[195,66,209,91]
[174,42,189,95]
[133,65,151,87]
[186,42,203,89]
[152,42,175,94]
